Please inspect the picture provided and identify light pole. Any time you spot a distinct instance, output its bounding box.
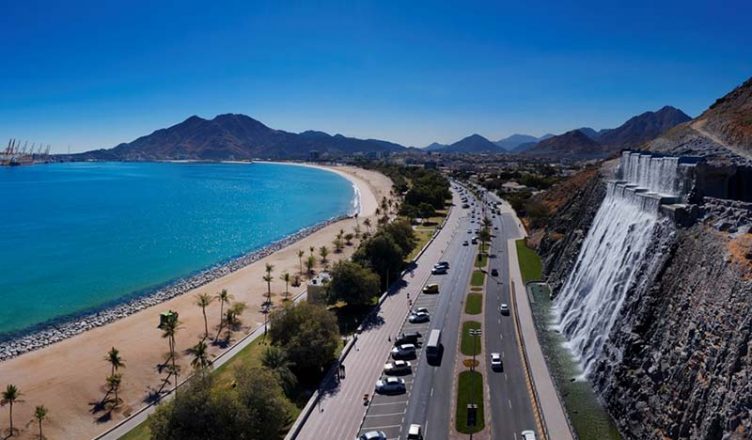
[469,328,482,371]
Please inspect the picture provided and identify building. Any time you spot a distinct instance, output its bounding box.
[306,271,332,304]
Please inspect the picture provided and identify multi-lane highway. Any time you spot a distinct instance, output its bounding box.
[484,197,538,438]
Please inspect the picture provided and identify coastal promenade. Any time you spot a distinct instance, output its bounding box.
[0,165,392,440]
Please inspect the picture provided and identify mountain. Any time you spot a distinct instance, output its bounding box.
[73,114,406,161]
[512,141,539,153]
[494,134,539,151]
[440,134,502,153]
[598,106,691,149]
[424,142,449,151]
[524,129,604,158]
[520,107,690,159]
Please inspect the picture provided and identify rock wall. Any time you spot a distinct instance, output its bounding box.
[536,169,606,294]
[594,225,752,439]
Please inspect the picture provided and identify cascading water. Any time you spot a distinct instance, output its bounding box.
[553,151,691,376]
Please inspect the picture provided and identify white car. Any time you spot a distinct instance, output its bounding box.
[407,424,424,440]
[413,307,429,314]
[375,376,406,394]
[409,311,430,323]
[391,343,417,359]
[384,360,412,375]
[521,430,537,440]
[359,430,387,440]
[499,304,510,315]
[491,352,503,371]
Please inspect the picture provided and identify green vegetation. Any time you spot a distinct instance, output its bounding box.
[465,293,483,314]
[475,253,488,268]
[120,421,150,440]
[327,260,380,306]
[460,321,482,355]
[516,239,543,283]
[470,270,485,287]
[455,371,485,433]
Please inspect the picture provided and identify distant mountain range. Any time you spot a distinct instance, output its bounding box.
[73,114,406,161]
[424,133,552,154]
[522,106,691,159]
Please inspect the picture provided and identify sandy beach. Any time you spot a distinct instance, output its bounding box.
[0,164,392,440]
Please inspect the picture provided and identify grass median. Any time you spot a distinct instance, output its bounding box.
[455,370,485,433]
[516,239,543,283]
[465,293,482,314]
[475,253,488,268]
[470,270,485,287]
[460,321,482,355]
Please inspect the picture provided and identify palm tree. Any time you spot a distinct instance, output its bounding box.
[297,250,305,275]
[280,272,291,300]
[305,255,316,276]
[353,224,361,239]
[263,263,274,305]
[344,233,354,246]
[2,384,22,436]
[309,246,315,257]
[333,238,344,253]
[214,289,232,341]
[195,293,213,340]
[34,405,48,440]
[160,316,181,393]
[363,218,372,233]
[187,339,211,373]
[261,346,297,394]
[225,302,247,330]
[319,246,329,266]
[105,347,125,377]
[106,374,123,407]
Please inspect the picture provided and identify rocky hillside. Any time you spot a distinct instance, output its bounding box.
[72,114,406,160]
[694,77,752,155]
[524,129,605,158]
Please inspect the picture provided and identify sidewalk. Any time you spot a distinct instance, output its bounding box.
[507,239,574,440]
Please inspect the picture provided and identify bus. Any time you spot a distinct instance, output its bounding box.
[426,329,442,364]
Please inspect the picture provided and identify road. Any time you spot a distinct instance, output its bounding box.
[296,187,467,440]
[484,197,538,439]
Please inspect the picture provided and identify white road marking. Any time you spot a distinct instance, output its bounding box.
[508,399,513,409]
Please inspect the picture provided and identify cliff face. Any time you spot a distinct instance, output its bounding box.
[594,226,752,439]
[535,167,606,292]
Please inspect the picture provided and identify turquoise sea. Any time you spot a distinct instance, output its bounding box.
[0,162,355,337]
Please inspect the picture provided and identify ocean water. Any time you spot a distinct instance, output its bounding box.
[0,162,355,336]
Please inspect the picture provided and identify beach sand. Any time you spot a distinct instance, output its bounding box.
[0,164,392,440]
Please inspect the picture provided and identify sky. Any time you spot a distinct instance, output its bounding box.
[1,0,751,153]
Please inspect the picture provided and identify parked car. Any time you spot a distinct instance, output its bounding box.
[422,283,439,294]
[521,430,537,440]
[407,424,424,440]
[462,240,469,246]
[375,376,406,394]
[499,304,510,315]
[391,343,417,359]
[395,331,422,345]
[409,311,430,323]
[491,268,499,276]
[384,360,412,375]
[491,352,503,371]
[359,431,387,440]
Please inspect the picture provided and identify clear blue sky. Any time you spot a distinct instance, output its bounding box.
[2,0,751,152]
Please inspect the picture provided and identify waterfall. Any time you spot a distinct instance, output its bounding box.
[552,151,688,376]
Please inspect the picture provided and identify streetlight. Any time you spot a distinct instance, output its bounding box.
[469,328,482,371]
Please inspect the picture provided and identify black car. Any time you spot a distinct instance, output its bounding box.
[395,331,422,345]
[491,268,499,276]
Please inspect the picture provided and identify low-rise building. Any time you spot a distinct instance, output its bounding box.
[306,271,332,304]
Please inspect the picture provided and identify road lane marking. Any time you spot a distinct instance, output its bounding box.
[365,412,406,418]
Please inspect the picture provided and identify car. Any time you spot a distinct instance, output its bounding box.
[462,240,469,246]
[395,331,422,344]
[491,268,499,276]
[409,311,430,323]
[471,237,478,244]
[467,229,472,233]
[494,226,498,230]
[435,261,450,269]
[431,266,447,275]
[391,343,417,359]
[375,376,406,394]
[521,430,537,440]
[407,424,424,440]
[414,307,429,314]
[384,360,412,375]
[422,283,439,294]
[499,304,510,315]
[491,352,503,371]
[359,431,387,440]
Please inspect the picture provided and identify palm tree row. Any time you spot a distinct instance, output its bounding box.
[1,384,48,439]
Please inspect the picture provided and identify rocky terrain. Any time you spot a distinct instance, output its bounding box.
[528,77,752,439]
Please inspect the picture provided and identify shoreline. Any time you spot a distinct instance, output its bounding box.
[0,161,361,362]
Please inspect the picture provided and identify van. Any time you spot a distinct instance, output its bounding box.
[422,283,439,294]
[407,424,423,440]
[521,430,537,440]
